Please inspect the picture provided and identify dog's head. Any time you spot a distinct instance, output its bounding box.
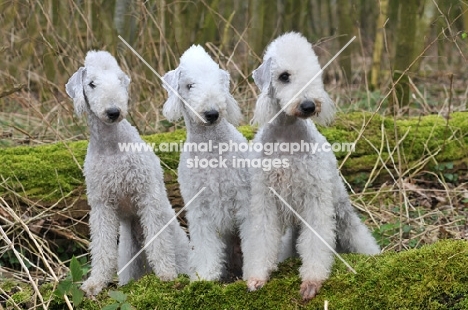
[251,32,335,126]
[162,45,242,126]
[65,50,131,125]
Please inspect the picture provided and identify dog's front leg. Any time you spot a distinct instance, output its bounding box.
[118,217,148,285]
[296,192,336,301]
[241,178,282,291]
[81,202,119,297]
[186,204,227,281]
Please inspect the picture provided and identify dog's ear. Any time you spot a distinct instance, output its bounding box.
[221,70,242,126]
[65,67,88,117]
[119,71,131,90]
[252,57,273,97]
[250,58,278,126]
[312,90,336,126]
[250,90,279,126]
[162,68,183,121]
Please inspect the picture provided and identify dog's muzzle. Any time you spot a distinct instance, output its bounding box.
[298,100,316,117]
[106,107,121,122]
[204,109,219,124]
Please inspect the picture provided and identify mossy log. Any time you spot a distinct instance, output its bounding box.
[1,112,466,204]
[2,240,468,309]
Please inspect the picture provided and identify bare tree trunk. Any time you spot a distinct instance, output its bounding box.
[464,3,468,34]
[114,0,130,35]
[261,0,276,44]
[327,0,335,36]
[249,0,264,56]
[298,0,308,37]
[319,0,333,37]
[309,0,319,36]
[358,0,377,42]
[370,0,389,90]
[173,1,183,51]
[412,0,437,72]
[219,2,235,53]
[337,0,354,82]
[202,0,220,45]
[392,0,418,112]
[276,0,285,34]
[114,0,137,47]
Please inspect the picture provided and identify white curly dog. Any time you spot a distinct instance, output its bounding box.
[162,45,249,281]
[66,50,189,296]
[241,32,380,300]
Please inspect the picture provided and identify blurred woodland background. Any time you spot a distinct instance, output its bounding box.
[0,0,467,144]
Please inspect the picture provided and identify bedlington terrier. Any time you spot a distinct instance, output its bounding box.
[162,45,249,281]
[241,32,380,300]
[65,50,189,296]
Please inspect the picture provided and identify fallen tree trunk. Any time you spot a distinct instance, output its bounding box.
[1,112,466,204]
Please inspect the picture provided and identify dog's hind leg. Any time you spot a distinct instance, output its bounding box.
[335,182,380,255]
[118,217,148,285]
[171,219,190,275]
[137,196,177,281]
[277,226,299,263]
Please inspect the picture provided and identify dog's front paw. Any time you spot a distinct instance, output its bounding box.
[157,271,177,282]
[247,278,267,291]
[81,277,106,297]
[300,280,323,301]
[189,268,222,282]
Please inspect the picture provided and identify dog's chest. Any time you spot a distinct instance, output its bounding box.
[84,152,156,199]
[260,156,330,216]
[264,162,317,191]
[179,156,247,195]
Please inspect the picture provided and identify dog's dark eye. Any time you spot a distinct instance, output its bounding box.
[187,83,194,90]
[278,72,290,83]
[88,81,96,89]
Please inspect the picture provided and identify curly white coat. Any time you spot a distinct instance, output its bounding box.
[240,33,380,301]
[162,45,249,281]
[66,50,189,296]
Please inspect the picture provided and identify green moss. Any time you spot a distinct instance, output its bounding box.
[0,140,87,200]
[316,240,468,309]
[142,129,187,171]
[7,285,33,307]
[11,240,466,309]
[0,112,466,201]
[237,125,256,140]
[0,280,18,291]
[320,112,468,175]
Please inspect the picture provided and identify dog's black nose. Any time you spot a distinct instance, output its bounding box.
[106,108,121,121]
[299,100,315,115]
[204,110,219,123]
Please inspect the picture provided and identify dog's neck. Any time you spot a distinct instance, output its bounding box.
[270,112,298,126]
[87,112,135,154]
[83,89,138,151]
[261,112,315,143]
[183,113,231,143]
